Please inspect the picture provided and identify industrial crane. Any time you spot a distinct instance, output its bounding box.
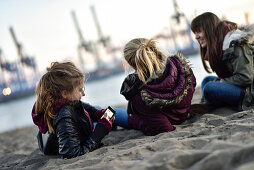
[0,48,18,95]
[90,5,110,48]
[0,48,7,91]
[0,48,17,72]
[71,10,93,53]
[171,0,185,24]
[170,0,196,54]
[90,5,120,64]
[71,10,103,71]
[9,26,37,71]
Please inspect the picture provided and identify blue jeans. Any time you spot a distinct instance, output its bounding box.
[113,108,128,128]
[94,107,128,128]
[201,76,243,111]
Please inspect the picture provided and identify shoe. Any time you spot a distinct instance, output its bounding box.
[189,103,216,114]
[200,97,206,104]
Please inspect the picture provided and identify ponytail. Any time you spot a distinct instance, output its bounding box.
[124,38,166,83]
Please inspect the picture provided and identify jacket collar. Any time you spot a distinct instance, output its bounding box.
[223,24,254,50]
[120,73,144,100]
[31,99,70,134]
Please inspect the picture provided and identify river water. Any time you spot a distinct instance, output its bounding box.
[0,54,209,133]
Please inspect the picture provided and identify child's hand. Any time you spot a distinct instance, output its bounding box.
[110,116,115,124]
[102,111,115,124]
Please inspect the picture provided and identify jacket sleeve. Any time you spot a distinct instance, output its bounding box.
[55,111,109,159]
[82,102,104,122]
[222,45,254,86]
[82,102,98,115]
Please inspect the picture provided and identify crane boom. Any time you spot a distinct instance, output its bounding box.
[0,48,2,64]
[71,10,85,44]
[90,5,103,41]
[90,5,109,47]
[9,26,23,59]
[172,0,185,24]
[9,26,37,70]
[71,10,93,52]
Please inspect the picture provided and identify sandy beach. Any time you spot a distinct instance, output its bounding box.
[1,87,254,170]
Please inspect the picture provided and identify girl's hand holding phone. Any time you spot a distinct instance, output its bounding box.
[101,106,116,124]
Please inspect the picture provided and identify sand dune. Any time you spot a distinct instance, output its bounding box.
[1,88,254,170]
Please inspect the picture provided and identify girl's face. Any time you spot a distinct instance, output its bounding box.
[194,28,207,48]
[63,82,85,101]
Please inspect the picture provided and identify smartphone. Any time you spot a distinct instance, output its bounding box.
[102,106,116,121]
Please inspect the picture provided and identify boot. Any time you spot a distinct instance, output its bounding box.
[189,103,216,115]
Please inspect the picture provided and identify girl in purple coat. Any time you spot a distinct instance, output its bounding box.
[120,38,196,136]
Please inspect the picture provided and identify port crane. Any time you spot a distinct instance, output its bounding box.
[9,26,37,71]
[0,48,17,72]
[172,0,195,49]
[171,0,185,24]
[0,48,7,89]
[71,10,103,72]
[90,5,120,63]
[71,10,93,53]
[7,26,40,97]
[0,27,39,102]
[89,5,110,49]
[71,6,124,82]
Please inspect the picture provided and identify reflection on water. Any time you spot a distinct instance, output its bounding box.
[0,54,210,133]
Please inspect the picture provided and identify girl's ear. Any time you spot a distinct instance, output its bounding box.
[61,90,68,99]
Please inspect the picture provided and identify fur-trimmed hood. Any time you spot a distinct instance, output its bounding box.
[223,24,254,50]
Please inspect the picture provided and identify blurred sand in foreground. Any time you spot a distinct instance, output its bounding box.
[1,87,254,170]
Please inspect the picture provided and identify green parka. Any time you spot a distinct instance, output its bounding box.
[221,24,254,110]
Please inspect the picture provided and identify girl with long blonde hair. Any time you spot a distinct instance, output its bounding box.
[120,38,196,135]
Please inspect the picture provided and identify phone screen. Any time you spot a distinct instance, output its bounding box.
[103,106,116,120]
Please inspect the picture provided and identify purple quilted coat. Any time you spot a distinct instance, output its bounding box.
[120,54,196,135]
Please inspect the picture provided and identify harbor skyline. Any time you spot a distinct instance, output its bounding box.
[0,0,254,72]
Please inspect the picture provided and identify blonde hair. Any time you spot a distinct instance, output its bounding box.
[123,38,166,83]
[35,61,84,133]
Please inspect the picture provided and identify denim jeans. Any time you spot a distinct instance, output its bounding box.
[201,76,243,111]
[113,108,128,128]
[94,107,128,128]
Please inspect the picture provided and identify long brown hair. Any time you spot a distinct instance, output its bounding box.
[191,12,220,73]
[215,21,238,59]
[123,38,166,83]
[191,12,237,76]
[35,61,84,133]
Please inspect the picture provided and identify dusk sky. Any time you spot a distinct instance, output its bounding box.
[0,0,254,72]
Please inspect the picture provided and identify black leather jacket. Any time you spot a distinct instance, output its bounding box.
[41,101,109,159]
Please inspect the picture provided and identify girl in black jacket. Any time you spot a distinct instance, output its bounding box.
[32,61,114,159]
